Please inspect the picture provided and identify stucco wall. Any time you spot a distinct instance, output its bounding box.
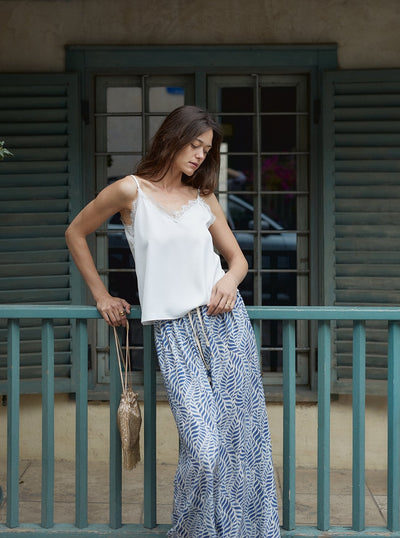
[0,394,389,470]
[0,0,399,71]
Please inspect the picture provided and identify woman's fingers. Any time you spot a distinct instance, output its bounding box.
[97,296,131,326]
[207,292,236,316]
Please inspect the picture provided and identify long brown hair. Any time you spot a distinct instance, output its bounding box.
[136,105,223,194]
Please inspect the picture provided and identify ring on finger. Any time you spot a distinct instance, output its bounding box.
[119,310,126,317]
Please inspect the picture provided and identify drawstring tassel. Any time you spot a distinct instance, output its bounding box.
[188,308,212,387]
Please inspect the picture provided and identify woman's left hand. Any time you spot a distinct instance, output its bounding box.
[207,273,238,316]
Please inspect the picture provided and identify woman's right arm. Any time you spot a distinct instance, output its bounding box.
[65,176,136,326]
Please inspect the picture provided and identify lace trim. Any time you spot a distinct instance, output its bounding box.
[198,196,216,227]
[125,177,217,230]
[141,189,200,222]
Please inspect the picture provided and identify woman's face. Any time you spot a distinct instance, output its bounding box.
[173,129,213,176]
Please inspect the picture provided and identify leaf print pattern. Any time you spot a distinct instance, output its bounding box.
[154,293,280,537]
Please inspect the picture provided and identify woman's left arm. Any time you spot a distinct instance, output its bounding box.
[205,194,248,316]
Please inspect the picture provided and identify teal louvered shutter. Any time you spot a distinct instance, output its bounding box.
[0,74,81,393]
[323,69,400,394]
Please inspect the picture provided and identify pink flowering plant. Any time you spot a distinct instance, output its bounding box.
[261,155,296,194]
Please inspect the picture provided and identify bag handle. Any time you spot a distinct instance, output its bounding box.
[113,321,131,393]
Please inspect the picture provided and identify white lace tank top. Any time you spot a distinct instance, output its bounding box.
[123,175,225,325]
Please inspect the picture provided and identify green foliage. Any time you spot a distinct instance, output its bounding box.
[0,140,13,160]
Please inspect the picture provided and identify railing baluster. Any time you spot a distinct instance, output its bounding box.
[6,319,20,528]
[109,326,122,529]
[282,319,296,530]
[317,320,331,531]
[252,319,261,362]
[352,320,365,531]
[41,319,55,528]
[75,319,88,528]
[143,325,157,529]
[387,321,400,532]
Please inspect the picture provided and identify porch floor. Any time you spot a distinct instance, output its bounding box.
[0,461,388,528]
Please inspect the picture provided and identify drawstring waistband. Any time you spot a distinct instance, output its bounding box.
[188,307,212,387]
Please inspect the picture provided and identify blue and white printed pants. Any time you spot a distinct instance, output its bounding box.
[154,293,280,538]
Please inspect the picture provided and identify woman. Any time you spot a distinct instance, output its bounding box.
[66,105,280,537]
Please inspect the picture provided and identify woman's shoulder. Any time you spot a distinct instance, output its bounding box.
[200,192,219,210]
[111,175,138,199]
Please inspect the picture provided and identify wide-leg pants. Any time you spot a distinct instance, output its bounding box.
[154,293,280,538]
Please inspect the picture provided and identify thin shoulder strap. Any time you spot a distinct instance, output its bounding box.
[131,174,140,190]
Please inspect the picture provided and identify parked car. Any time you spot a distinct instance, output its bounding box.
[108,194,296,306]
[225,194,296,304]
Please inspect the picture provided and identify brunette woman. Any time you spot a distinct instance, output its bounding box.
[66,105,280,537]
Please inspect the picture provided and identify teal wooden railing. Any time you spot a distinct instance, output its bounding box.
[0,304,400,537]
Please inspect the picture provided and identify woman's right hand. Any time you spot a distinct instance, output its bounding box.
[96,293,131,327]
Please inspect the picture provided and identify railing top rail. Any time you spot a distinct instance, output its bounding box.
[1,304,400,320]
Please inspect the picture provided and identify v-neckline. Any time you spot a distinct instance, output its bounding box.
[137,180,200,221]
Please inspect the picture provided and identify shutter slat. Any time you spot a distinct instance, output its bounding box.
[0,73,80,393]
[0,238,67,251]
[335,134,400,146]
[336,264,400,277]
[335,159,400,171]
[335,94,400,107]
[335,107,400,120]
[0,109,68,122]
[335,121,400,133]
[0,173,68,186]
[0,97,68,109]
[0,263,69,277]
[0,122,68,135]
[335,81,400,94]
[0,289,70,302]
[0,275,70,291]
[336,186,400,199]
[0,214,68,225]
[0,226,67,239]
[0,200,68,212]
[4,148,69,161]
[336,147,400,160]
[336,199,400,212]
[336,211,400,225]
[336,276,400,290]
[336,225,400,238]
[0,187,69,201]
[0,161,69,173]
[3,135,68,148]
[0,250,69,264]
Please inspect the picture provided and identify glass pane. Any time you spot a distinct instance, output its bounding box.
[238,272,254,304]
[220,114,254,153]
[220,87,254,112]
[227,155,254,192]
[107,116,142,152]
[262,269,296,306]
[261,154,297,194]
[261,190,297,230]
[107,87,142,113]
[106,155,142,180]
[149,86,185,112]
[149,115,167,140]
[261,86,296,113]
[261,115,296,152]
[228,194,255,231]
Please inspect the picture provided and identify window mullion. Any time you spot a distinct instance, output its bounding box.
[254,74,262,306]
